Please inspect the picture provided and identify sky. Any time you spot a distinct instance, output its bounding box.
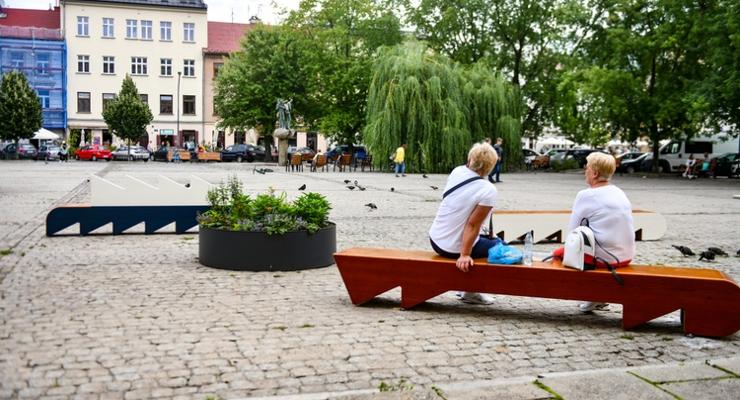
[3,0,301,24]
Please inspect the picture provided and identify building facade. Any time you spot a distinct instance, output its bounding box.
[0,7,66,133]
[61,0,207,149]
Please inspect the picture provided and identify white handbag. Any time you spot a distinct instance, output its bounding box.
[563,225,596,271]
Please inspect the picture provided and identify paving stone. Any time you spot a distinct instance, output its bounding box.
[662,377,740,400]
[710,357,740,375]
[540,370,676,400]
[628,360,731,382]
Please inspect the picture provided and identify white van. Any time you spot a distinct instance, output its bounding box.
[647,134,739,173]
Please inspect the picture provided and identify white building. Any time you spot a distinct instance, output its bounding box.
[61,0,207,149]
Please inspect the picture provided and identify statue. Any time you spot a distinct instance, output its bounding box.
[273,98,295,166]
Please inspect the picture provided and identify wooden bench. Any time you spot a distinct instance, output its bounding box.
[334,248,740,337]
[197,151,221,162]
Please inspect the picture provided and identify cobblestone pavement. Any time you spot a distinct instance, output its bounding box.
[1,160,738,399]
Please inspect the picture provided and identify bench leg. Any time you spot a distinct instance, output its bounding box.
[622,302,679,331]
[401,286,448,309]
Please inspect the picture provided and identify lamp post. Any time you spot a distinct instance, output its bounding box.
[176,71,181,148]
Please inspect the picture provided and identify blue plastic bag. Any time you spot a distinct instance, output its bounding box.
[487,242,523,264]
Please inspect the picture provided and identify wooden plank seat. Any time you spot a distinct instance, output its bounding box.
[334,247,740,337]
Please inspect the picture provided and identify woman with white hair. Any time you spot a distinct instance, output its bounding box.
[553,151,635,312]
[429,142,500,304]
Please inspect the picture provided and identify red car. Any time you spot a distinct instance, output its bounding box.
[75,145,112,161]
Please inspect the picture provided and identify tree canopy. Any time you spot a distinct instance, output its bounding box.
[102,75,153,154]
[0,70,42,144]
[363,42,521,173]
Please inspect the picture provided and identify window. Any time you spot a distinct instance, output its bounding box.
[126,19,137,39]
[37,90,50,108]
[160,95,173,114]
[102,93,115,112]
[213,62,224,79]
[77,16,89,36]
[102,18,114,38]
[160,58,172,76]
[160,21,171,41]
[10,52,24,68]
[141,20,152,40]
[131,57,147,75]
[139,94,148,105]
[77,92,91,113]
[77,55,90,73]
[183,22,195,42]
[183,95,195,115]
[103,56,115,74]
[36,53,50,75]
[183,59,195,77]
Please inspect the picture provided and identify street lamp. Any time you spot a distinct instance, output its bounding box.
[176,71,181,148]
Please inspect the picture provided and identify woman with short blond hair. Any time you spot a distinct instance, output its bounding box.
[553,151,635,312]
[429,142,500,305]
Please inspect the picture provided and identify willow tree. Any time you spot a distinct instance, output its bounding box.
[364,42,521,173]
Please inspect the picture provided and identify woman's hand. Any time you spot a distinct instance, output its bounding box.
[456,255,474,272]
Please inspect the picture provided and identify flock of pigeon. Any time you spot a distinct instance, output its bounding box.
[672,245,740,261]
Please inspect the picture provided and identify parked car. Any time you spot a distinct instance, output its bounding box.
[221,143,259,162]
[555,149,605,168]
[522,148,541,168]
[288,146,316,162]
[616,152,648,174]
[2,143,38,159]
[75,145,112,161]
[711,153,740,177]
[112,145,151,161]
[250,144,267,161]
[35,145,62,161]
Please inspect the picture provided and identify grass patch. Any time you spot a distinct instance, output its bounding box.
[379,378,414,392]
[182,236,195,241]
[533,380,564,400]
[0,249,12,257]
[431,385,447,399]
[272,325,287,331]
[299,323,315,328]
[620,334,635,340]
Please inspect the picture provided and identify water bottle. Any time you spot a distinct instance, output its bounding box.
[523,230,533,266]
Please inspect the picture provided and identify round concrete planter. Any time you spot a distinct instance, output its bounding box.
[198,223,336,271]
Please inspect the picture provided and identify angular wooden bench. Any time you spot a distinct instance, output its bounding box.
[334,248,740,337]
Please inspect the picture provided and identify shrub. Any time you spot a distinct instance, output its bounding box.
[198,176,332,235]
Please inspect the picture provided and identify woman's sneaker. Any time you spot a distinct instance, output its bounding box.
[579,302,608,313]
[459,292,494,305]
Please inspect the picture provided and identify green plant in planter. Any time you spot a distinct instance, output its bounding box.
[198,176,332,235]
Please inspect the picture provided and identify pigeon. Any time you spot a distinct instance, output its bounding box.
[422,174,428,178]
[358,186,366,191]
[254,168,266,175]
[699,251,715,261]
[354,180,359,186]
[430,185,439,190]
[298,184,306,191]
[671,245,694,256]
[707,247,728,256]
[344,179,351,184]
[390,187,395,192]
[346,186,356,190]
[263,168,274,172]
[737,249,740,257]
[365,203,377,210]
[185,183,191,188]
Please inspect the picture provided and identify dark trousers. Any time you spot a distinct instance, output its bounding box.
[430,235,503,259]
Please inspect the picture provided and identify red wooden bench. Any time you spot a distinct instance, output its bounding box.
[334,248,740,337]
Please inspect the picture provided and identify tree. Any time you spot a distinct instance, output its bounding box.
[284,0,403,145]
[214,25,316,161]
[363,42,521,173]
[0,71,42,153]
[102,75,153,159]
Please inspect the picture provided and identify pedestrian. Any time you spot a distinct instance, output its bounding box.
[683,154,695,179]
[393,143,407,177]
[59,142,69,162]
[489,137,504,183]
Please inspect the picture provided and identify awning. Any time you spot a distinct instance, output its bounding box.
[32,128,60,140]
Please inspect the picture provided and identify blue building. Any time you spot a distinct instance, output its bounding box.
[0,7,66,134]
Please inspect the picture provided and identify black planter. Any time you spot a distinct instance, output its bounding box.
[198,223,336,271]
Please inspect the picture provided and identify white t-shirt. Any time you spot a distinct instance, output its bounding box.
[568,184,636,262]
[429,166,497,253]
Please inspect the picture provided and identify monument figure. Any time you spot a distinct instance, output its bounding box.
[273,98,294,166]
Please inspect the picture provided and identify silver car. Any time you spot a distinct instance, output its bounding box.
[112,145,150,161]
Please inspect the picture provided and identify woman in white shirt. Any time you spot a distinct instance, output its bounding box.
[553,152,635,312]
[429,142,500,304]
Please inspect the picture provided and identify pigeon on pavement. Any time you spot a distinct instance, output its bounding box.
[298,184,306,190]
[707,247,728,256]
[390,187,395,192]
[422,174,428,178]
[365,203,377,210]
[671,245,694,256]
[699,251,715,261]
[346,186,356,190]
[344,179,351,184]
[430,185,439,190]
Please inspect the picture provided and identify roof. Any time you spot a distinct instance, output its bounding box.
[64,0,207,10]
[205,21,255,54]
[0,7,61,29]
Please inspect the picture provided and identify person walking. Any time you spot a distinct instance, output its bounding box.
[393,143,407,177]
[489,137,504,183]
